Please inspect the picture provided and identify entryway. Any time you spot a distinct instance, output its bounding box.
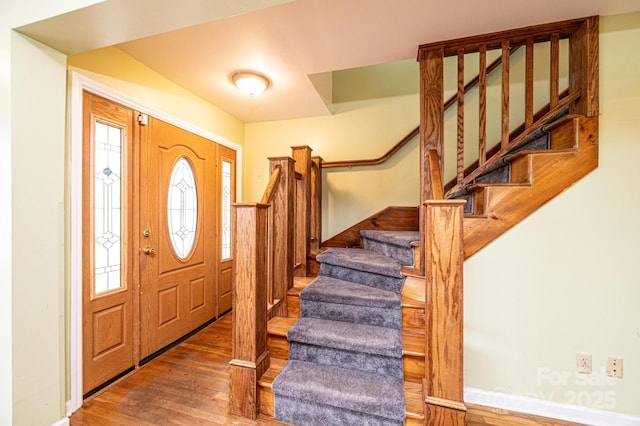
[81,90,236,396]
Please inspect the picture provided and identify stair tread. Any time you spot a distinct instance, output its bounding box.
[301,276,401,309]
[504,147,577,162]
[359,230,420,248]
[263,360,422,418]
[268,316,297,336]
[272,359,406,421]
[288,317,402,358]
[316,247,404,278]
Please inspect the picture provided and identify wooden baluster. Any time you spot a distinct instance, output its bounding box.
[229,203,270,420]
[478,45,487,166]
[550,33,560,108]
[418,47,444,275]
[456,49,464,185]
[423,200,466,425]
[268,157,295,317]
[310,156,323,252]
[291,146,312,277]
[501,41,510,149]
[569,16,599,117]
[525,38,534,128]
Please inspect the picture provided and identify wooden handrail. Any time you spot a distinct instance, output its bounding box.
[322,46,518,170]
[260,165,281,204]
[428,149,444,200]
[322,127,419,169]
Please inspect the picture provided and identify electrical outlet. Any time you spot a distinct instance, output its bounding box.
[576,353,592,374]
[607,357,623,378]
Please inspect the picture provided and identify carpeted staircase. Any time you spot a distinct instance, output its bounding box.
[272,230,419,425]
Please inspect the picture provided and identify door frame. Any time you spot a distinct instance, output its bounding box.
[68,71,243,414]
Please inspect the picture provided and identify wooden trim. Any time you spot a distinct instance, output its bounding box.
[418,16,588,58]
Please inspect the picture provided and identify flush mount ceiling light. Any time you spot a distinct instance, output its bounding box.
[231,71,271,97]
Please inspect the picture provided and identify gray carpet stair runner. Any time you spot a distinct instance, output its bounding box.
[272,230,419,425]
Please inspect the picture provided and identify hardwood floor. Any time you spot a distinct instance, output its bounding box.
[71,313,583,426]
[70,313,286,426]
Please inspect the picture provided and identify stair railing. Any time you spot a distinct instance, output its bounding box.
[419,16,599,199]
[230,148,318,419]
[417,16,599,425]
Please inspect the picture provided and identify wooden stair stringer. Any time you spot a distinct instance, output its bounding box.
[463,115,598,258]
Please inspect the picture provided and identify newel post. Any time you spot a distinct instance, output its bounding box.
[423,200,466,425]
[291,146,312,277]
[268,157,296,317]
[229,203,270,419]
[569,16,599,117]
[418,47,445,275]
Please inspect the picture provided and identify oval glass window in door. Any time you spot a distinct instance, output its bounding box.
[167,157,198,259]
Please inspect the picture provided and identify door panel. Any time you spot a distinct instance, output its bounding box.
[217,145,236,314]
[139,117,217,358]
[82,92,135,394]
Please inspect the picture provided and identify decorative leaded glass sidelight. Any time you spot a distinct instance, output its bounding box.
[221,160,232,259]
[167,157,198,259]
[94,122,123,294]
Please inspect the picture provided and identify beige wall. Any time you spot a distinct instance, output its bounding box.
[464,12,640,417]
[245,95,420,239]
[68,46,245,144]
[2,1,104,425]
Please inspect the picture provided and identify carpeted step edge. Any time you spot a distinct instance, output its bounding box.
[272,359,406,422]
[316,247,404,278]
[301,276,401,309]
[286,317,403,359]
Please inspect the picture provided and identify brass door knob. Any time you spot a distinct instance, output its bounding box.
[142,247,155,255]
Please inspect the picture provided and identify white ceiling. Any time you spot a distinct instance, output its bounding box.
[19,0,640,123]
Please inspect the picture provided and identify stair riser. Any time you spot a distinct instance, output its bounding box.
[287,295,299,317]
[402,305,425,333]
[289,342,403,379]
[319,263,404,293]
[362,238,415,266]
[268,334,289,360]
[301,299,402,329]
[404,355,425,384]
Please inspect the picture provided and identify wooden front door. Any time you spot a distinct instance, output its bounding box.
[82,92,135,394]
[139,116,218,359]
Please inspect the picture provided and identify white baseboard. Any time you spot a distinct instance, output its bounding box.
[51,417,69,426]
[464,388,640,426]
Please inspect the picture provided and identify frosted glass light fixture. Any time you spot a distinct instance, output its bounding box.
[231,71,270,96]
